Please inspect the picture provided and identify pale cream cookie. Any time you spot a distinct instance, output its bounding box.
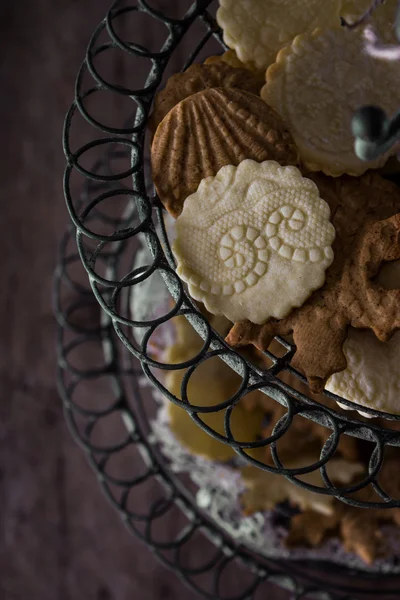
[342,0,397,37]
[216,0,343,71]
[173,160,335,324]
[164,314,265,462]
[262,26,400,176]
[326,261,400,416]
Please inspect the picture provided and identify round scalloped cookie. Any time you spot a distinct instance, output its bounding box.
[216,0,343,71]
[326,261,400,417]
[261,27,399,177]
[173,160,335,324]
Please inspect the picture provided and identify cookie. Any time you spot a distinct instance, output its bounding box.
[166,366,265,462]
[340,510,386,564]
[342,0,397,36]
[261,26,400,176]
[173,160,335,324]
[284,453,400,564]
[164,315,265,462]
[326,261,400,416]
[226,172,400,392]
[151,87,299,218]
[148,61,262,136]
[204,51,266,88]
[285,510,339,548]
[257,388,360,463]
[241,456,363,516]
[216,0,343,71]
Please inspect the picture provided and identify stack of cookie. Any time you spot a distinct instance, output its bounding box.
[154,312,400,566]
[147,0,400,566]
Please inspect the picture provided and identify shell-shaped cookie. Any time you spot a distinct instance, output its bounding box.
[151,87,299,218]
[217,0,342,71]
[148,61,263,135]
[262,27,399,177]
[173,160,335,324]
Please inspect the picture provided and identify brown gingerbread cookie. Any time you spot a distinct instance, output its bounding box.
[148,61,263,136]
[226,172,400,392]
[285,453,400,564]
[286,506,386,565]
[340,509,387,564]
[151,87,299,218]
[240,339,360,461]
[286,510,339,548]
[257,392,360,464]
[204,51,266,88]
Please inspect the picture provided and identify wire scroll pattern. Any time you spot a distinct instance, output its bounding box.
[62,0,400,512]
[55,147,400,600]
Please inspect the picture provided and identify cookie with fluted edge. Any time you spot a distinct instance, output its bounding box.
[148,61,263,136]
[326,261,400,417]
[173,160,335,324]
[151,87,299,218]
[216,0,343,71]
[261,26,400,176]
[226,172,400,392]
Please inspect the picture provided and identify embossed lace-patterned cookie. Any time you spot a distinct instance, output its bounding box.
[173,160,335,324]
[226,172,400,392]
[148,61,262,136]
[151,88,298,218]
[326,261,400,416]
[216,0,343,71]
[262,26,400,176]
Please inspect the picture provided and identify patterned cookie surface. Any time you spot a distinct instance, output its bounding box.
[226,172,400,392]
[151,88,298,218]
[326,261,400,416]
[148,61,262,136]
[173,160,335,324]
[216,0,342,71]
[262,27,400,176]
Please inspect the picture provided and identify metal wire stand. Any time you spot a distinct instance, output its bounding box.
[57,0,400,597]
